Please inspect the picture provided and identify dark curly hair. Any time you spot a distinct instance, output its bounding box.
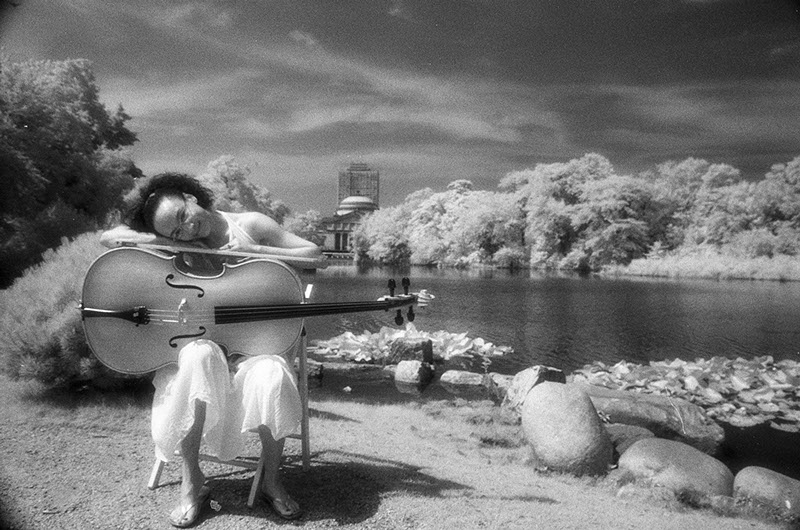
[124,172,215,232]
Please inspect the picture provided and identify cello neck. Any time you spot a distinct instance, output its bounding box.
[213,297,417,324]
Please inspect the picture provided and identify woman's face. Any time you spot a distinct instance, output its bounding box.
[151,194,211,242]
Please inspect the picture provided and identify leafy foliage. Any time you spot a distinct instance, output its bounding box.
[0,58,140,287]
[282,209,326,246]
[0,232,135,388]
[355,181,526,267]
[197,155,289,223]
[356,153,800,271]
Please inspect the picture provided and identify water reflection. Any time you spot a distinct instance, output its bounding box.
[301,265,800,374]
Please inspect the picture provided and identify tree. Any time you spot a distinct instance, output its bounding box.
[0,58,140,286]
[753,156,800,228]
[504,154,617,268]
[282,209,325,246]
[197,156,289,223]
[353,188,433,265]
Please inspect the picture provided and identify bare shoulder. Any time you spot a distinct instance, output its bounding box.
[230,211,281,232]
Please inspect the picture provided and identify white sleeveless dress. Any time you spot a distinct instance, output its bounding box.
[150,211,302,462]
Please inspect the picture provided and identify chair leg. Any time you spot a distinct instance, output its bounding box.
[299,327,310,471]
[148,458,166,490]
[248,453,266,509]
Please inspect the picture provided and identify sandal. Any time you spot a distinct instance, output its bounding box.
[169,485,211,528]
[261,491,302,520]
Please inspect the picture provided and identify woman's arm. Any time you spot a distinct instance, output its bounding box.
[225,212,322,259]
[99,225,174,249]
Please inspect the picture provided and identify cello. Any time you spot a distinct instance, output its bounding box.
[81,247,430,374]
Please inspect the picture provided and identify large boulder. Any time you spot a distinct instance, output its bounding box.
[501,366,566,413]
[734,466,800,517]
[618,438,733,497]
[521,381,613,476]
[571,382,724,455]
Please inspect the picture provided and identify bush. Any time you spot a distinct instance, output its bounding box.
[0,232,137,388]
[492,246,527,269]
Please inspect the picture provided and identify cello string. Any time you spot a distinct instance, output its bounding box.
[147,299,414,318]
[139,298,417,325]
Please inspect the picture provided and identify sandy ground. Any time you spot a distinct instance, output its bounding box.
[0,376,791,530]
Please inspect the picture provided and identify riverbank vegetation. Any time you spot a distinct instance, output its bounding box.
[353,154,800,281]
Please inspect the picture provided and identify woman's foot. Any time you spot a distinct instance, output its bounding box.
[261,489,302,520]
[169,484,211,528]
[261,478,301,520]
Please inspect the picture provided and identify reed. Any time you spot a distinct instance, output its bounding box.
[604,250,800,282]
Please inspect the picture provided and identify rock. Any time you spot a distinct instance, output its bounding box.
[487,373,514,403]
[571,382,725,455]
[501,366,566,414]
[604,424,655,456]
[316,361,386,380]
[439,370,490,397]
[385,338,434,365]
[733,466,800,516]
[394,360,433,385]
[617,438,733,497]
[521,381,613,476]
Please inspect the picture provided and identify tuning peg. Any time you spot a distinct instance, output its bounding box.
[407,306,415,322]
[395,309,404,325]
[388,279,396,296]
[402,277,410,295]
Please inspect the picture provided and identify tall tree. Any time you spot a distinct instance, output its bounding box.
[0,58,140,286]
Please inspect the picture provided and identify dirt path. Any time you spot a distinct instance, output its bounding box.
[0,378,789,530]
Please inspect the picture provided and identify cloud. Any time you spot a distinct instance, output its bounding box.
[288,30,319,48]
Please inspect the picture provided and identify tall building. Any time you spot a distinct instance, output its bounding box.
[322,162,381,255]
[338,162,379,205]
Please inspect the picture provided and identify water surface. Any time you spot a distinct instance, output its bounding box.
[300,266,800,375]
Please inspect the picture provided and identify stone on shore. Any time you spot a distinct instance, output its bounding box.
[501,365,566,414]
[617,438,733,497]
[733,466,800,517]
[571,382,725,455]
[521,381,613,476]
[394,360,433,385]
[604,424,655,456]
[439,370,490,397]
[394,360,434,394]
[384,338,434,365]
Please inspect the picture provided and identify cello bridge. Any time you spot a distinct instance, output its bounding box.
[177,298,188,325]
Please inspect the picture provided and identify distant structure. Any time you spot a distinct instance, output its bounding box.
[338,162,379,205]
[322,162,380,255]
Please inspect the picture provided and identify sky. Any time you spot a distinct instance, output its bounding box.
[1,0,799,214]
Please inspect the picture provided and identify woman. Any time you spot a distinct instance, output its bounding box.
[102,172,322,527]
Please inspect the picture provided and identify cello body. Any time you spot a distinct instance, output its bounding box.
[82,247,304,374]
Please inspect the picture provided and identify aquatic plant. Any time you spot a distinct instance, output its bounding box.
[571,355,800,431]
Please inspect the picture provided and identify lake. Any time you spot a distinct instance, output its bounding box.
[299,265,800,375]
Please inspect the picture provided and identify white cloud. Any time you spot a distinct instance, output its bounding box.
[289,30,319,48]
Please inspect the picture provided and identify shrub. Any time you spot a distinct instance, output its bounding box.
[492,246,527,269]
[0,231,137,388]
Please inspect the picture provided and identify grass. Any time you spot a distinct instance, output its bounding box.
[1,376,795,530]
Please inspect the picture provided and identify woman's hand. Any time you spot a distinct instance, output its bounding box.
[219,240,257,253]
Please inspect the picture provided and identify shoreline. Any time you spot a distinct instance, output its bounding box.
[306,351,800,483]
[352,252,800,284]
